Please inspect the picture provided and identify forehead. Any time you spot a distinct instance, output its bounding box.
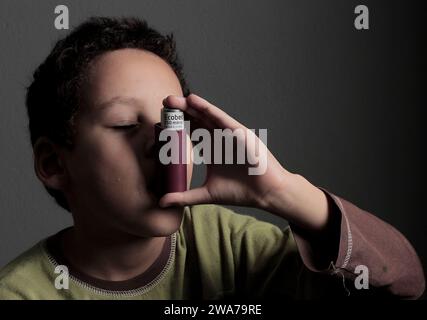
[83,48,183,108]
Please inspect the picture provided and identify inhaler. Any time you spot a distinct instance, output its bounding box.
[154,107,187,196]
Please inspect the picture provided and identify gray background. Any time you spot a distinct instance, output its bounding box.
[0,0,425,288]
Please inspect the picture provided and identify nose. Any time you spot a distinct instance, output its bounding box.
[142,124,157,158]
[135,112,158,156]
[135,121,158,194]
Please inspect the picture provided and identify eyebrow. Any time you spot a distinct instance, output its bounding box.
[95,96,144,111]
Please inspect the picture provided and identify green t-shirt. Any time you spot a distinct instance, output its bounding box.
[0,204,333,300]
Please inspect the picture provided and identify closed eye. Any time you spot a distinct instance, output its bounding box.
[113,124,140,131]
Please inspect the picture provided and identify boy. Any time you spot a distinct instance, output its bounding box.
[0,17,424,299]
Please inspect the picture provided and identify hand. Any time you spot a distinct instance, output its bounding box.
[159,94,330,232]
[158,94,290,207]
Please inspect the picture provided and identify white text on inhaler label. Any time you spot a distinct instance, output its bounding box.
[162,108,184,130]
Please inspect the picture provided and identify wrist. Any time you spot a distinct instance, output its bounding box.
[262,172,330,233]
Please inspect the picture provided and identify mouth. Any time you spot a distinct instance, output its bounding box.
[146,172,163,202]
[147,190,159,205]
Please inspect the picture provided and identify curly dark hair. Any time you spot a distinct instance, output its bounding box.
[25,16,190,212]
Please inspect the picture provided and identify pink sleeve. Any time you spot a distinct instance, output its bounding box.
[291,188,425,299]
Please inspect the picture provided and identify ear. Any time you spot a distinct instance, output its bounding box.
[33,137,69,191]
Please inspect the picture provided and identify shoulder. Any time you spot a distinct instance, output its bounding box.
[0,240,53,299]
[183,204,258,230]
[180,204,293,250]
[178,205,299,297]
[185,204,287,232]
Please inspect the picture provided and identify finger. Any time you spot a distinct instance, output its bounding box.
[162,95,201,118]
[158,187,211,207]
[163,95,214,129]
[163,95,215,132]
[164,94,242,130]
[186,94,242,130]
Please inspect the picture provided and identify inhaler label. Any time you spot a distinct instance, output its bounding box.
[162,109,184,130]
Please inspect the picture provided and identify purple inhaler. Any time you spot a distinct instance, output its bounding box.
[154,107,187,196]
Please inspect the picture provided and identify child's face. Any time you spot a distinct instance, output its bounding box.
[61,48,186,237]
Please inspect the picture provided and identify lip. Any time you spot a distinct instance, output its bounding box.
[143,189,160,210]
[146,175,162,200]
[147,189,158,200]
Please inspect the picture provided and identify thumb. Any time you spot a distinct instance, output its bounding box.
[158,187,211,208]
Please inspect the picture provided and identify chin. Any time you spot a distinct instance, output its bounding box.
[126,206,185,237]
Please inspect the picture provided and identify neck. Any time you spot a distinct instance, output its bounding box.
[61,221,166,282]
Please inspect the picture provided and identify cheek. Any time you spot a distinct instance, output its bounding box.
[69,133,142,189]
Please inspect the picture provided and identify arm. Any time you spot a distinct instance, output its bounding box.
[159,93,425,299]
[260,171,425,299]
